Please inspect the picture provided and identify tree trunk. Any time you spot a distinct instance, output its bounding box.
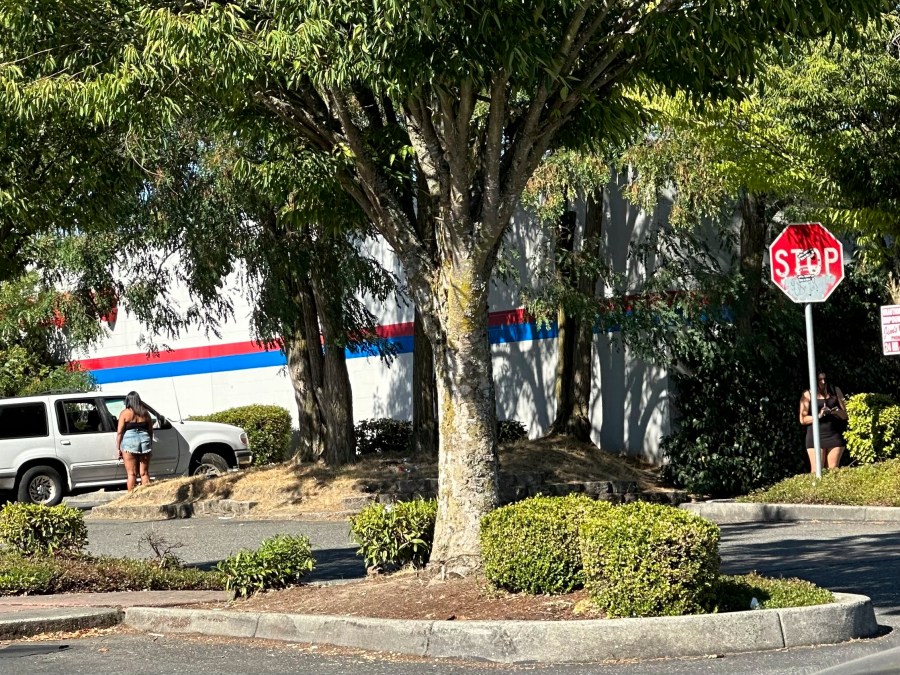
[550,193,604,442]
[426,261,500,574]
[738,191,769,335]
[311,277,357,466]
[412,308,438,455]
[284,275,328,463]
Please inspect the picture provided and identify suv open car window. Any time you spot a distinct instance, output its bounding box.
[56,400,107,435]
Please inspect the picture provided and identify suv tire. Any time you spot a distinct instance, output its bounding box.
[17,466,64,506]
[191,452,229,478]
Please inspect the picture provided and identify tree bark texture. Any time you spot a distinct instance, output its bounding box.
[551,191,605,442]
[425,261,500,573]
[412,308,438,455]
[311,276,357,467]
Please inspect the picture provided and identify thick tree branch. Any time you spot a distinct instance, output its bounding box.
[474,71,510,263]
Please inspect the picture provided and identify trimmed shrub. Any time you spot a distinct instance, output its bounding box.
[497,420,528,444]
[0,553,222,595]
[191,405,292,466]
[350,498,437,569]
[715,573,833,612]
[580,502,720,618]
[845,393,900,464]
[217,534,315,598]
[0,503,87,556]
[481,495,612,594]
[355,418,412,455]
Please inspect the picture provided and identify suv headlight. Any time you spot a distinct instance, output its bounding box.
[240,432,249,447]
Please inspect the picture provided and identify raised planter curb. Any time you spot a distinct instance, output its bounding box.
[88,499,256,520]
[0,608,122,640]
[122,592,878,663]
[680,501,900,524]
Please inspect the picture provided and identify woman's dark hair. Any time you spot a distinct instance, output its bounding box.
[125,391,147,417]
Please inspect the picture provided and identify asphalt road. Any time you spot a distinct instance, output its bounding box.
[11,517,899,675]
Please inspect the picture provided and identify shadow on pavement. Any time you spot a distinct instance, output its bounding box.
[720,523,900,609]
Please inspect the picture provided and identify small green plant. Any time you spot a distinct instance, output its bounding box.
[715,573,833,611]
[845,393,900,464]
[0,503,87,556]
[580,502,720,618]
[497,420,528,444]
[355,418,412,455]
[349,498,437,569]
[191,405,292,466]
[217,534,315,597]
[481,494,612,594]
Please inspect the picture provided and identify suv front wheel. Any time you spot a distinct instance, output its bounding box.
[17,466,64,506]
[191,453,229,478]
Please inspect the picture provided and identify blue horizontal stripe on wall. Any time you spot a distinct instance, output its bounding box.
[91,323,561,385]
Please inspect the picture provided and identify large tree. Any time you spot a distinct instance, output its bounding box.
[1,0,888,570]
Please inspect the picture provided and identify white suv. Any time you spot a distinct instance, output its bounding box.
[0,392,253,505]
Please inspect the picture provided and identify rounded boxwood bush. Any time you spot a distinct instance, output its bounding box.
[0,503,87,557]
[714,572,833,612]
[191,405,292,466]
[845,393,900,464]
[481,494,612,595]
[349,498,437,569]
[580,502,720,618]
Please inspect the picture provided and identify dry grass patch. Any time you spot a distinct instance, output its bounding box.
[103,436,661,517]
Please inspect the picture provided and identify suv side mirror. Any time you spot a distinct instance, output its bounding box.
[155,416,172,430]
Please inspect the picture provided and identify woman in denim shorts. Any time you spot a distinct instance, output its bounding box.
[115,391,154,491]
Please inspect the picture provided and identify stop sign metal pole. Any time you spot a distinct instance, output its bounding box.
[770,223,844,480]
[804,303,823,478]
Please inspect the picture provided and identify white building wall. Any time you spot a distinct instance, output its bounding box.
[75,175,671,463]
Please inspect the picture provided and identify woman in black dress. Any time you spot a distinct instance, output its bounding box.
[799,372,848,473]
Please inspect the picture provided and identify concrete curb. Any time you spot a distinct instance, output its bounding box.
[680,502,900,524]
[0,608,122,640]
[122,592,878,663]
[88,499,256,520]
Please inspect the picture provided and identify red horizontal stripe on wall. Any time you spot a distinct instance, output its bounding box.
[74,309,535,372]
[76,340,280,371]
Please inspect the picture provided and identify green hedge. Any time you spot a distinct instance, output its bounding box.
[481,495,612,594]
[217,534,315,597]
[355,418,412,455]
[0,503,87,556]
[845,393,900,464]
[580,502,720,618]
[192,405,292,466]
[0,553,222,594]
[349,499,437,569]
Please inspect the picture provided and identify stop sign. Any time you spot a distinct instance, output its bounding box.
[769,223,844,303]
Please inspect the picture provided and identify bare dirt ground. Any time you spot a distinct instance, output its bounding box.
[193,571,600,621]
[105,437,664,517]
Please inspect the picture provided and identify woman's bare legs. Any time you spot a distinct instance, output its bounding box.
[825,446,844,469]
[138,453,152,487]
[122,452,139,491]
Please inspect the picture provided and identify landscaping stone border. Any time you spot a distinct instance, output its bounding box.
[123,592,878,663]
[88,499,256,520]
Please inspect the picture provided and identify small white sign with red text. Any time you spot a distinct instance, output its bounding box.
[881,305,900,355]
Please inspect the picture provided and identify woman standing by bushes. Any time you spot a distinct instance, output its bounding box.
[799,373,848,472]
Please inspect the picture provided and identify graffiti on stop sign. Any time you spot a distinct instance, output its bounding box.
[771,246,841,302]
[769,223,844,304]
